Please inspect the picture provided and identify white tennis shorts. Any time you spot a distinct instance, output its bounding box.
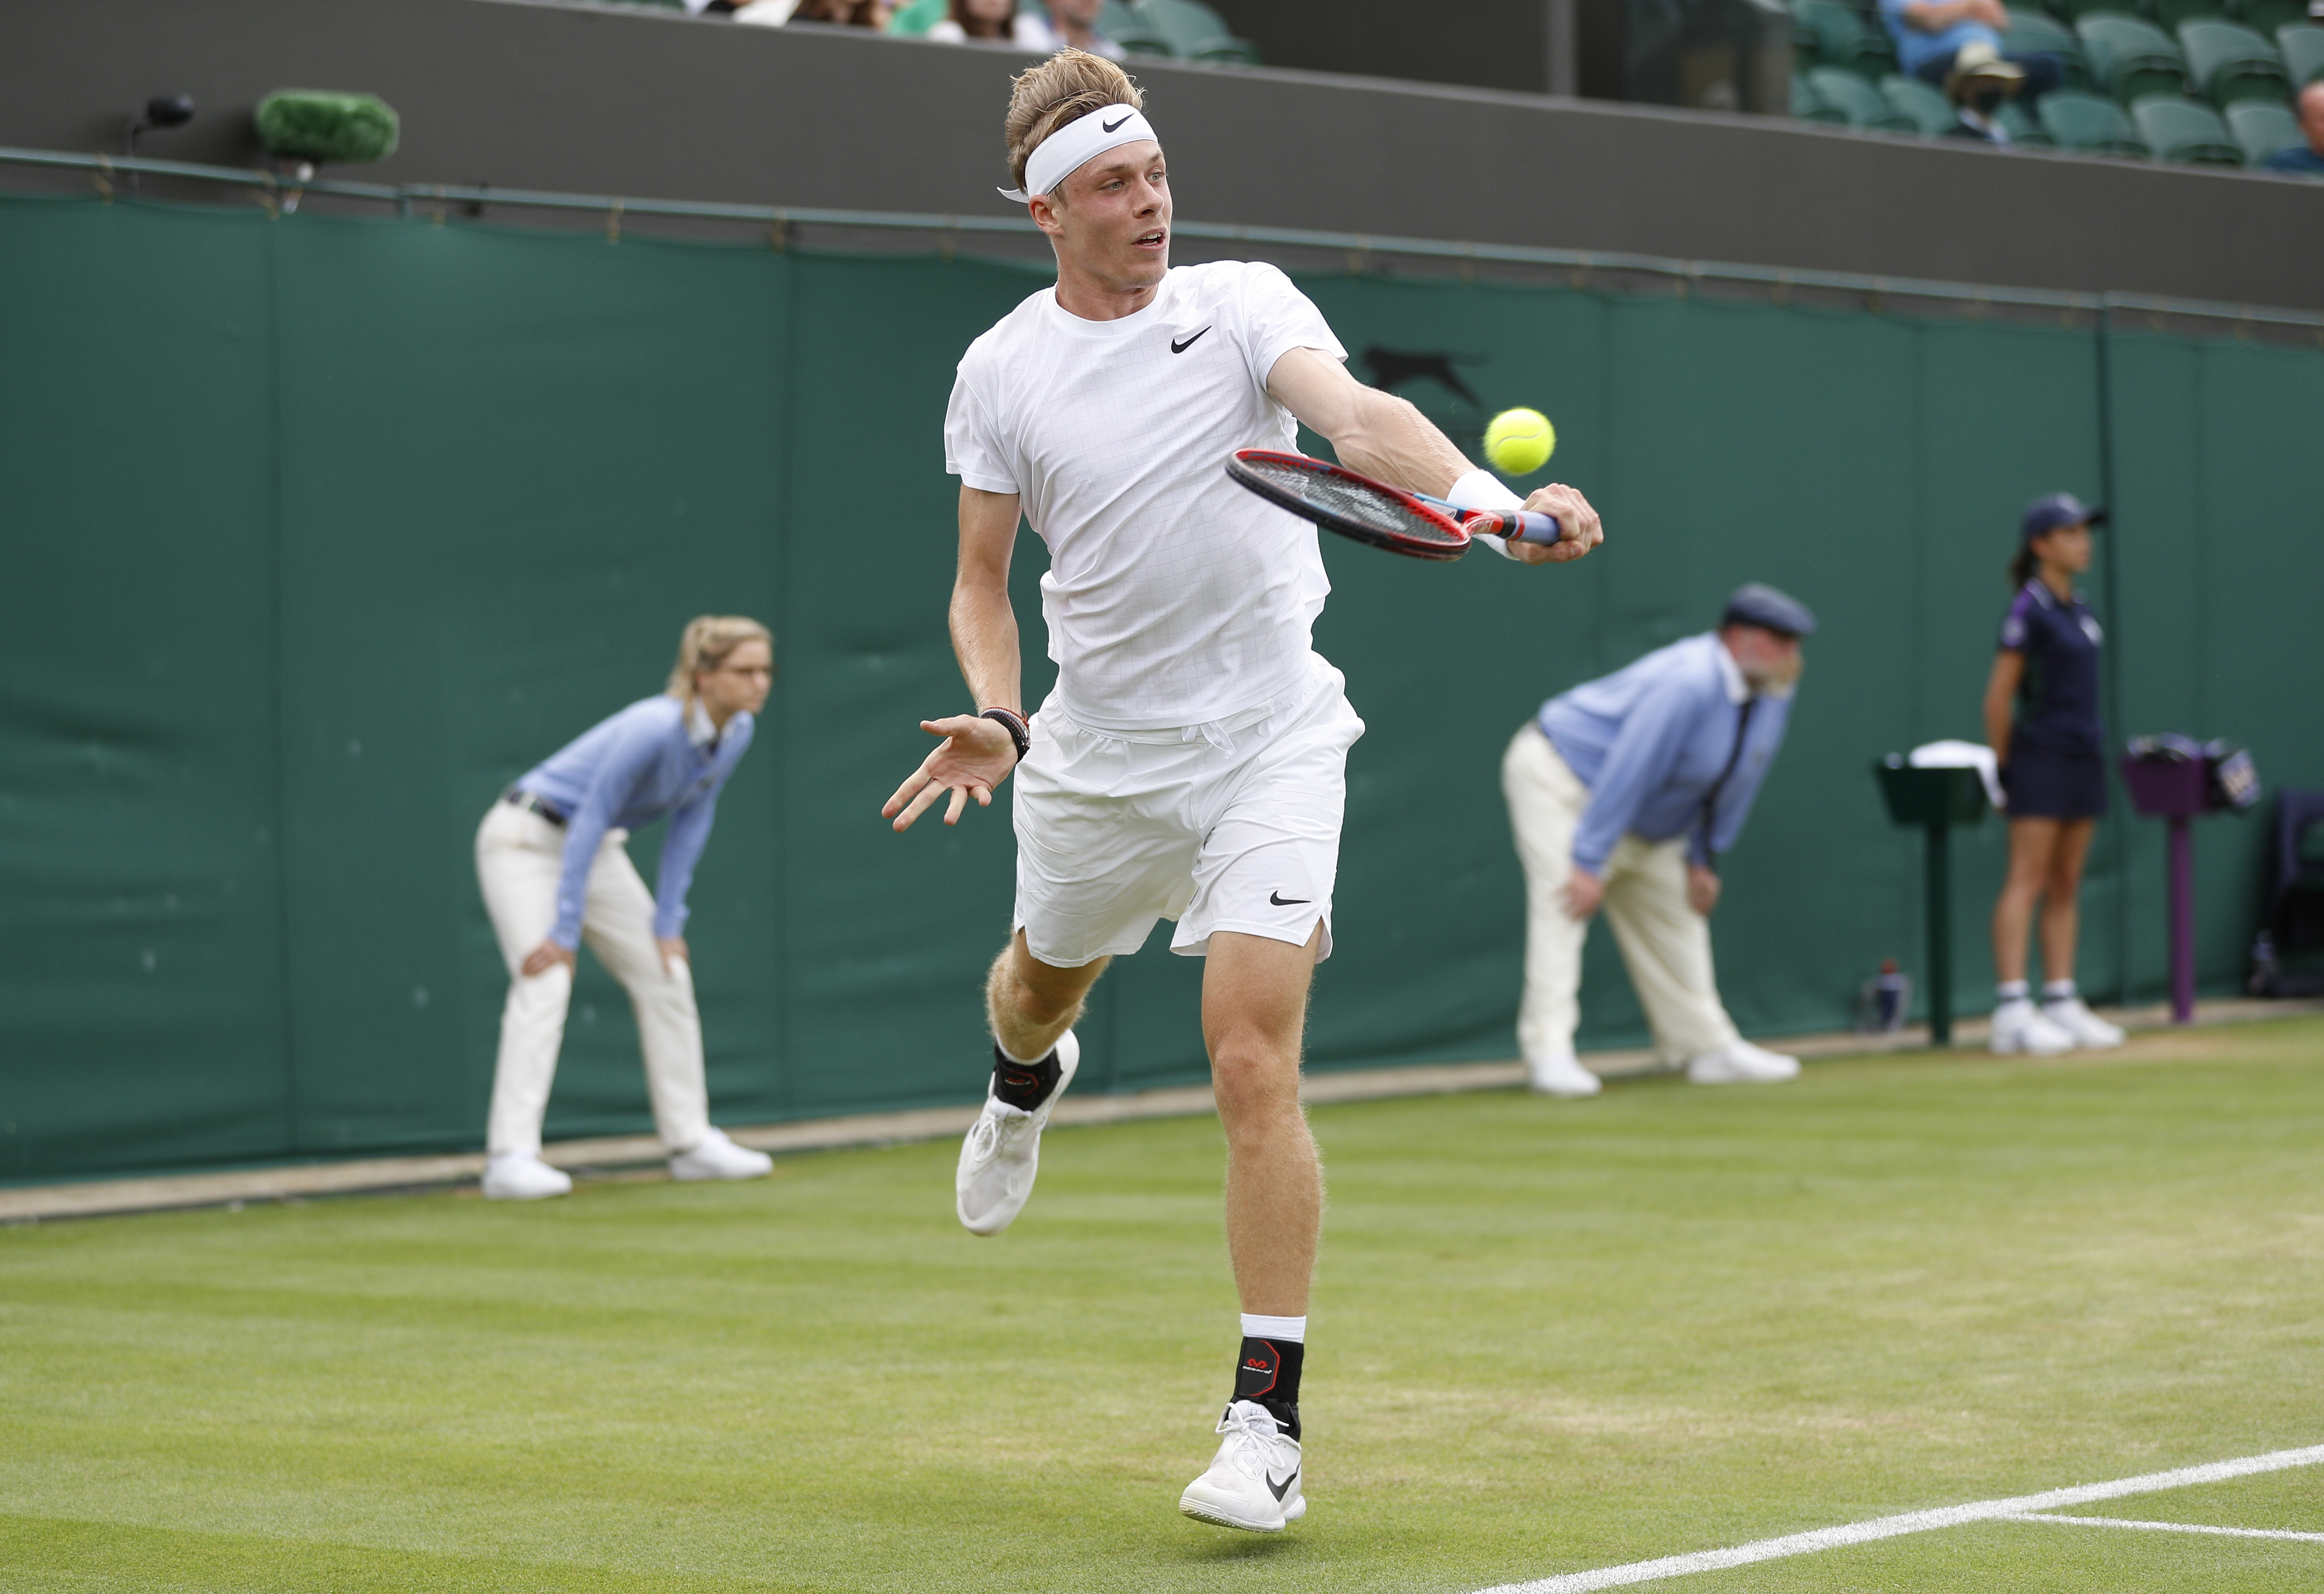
[1011,656,1365,969]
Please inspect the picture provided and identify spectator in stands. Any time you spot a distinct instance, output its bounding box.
[1878,0,2060,119]
[790,0,893,24]
[1500,584,1815,1098]
[2264,81,2324,176]
[1015,0,1126,59]
[929,0,1023,43]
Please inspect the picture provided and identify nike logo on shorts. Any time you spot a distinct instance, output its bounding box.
[1269,891,1311,906]
[1170,327,1211,354]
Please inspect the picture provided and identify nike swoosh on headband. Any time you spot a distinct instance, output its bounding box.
[995,103,1156,204]
[1102,114,1132,132]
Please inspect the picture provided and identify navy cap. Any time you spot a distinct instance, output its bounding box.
[1720,582,1817,638]
[2022,491,2106,542]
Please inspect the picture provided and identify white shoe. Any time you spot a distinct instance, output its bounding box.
[481,1151,573,1201]
[1990,998,2075,1056]
[1527,1051,1602,1097]
[955,1030,1079,1236]
[1686,1038,1801,1085]
[1179,1400,1306,1532]
[669,1126,774,1182]
[2041,996,2124,1049]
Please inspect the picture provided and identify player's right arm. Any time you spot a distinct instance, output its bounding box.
[882,485,1026,832]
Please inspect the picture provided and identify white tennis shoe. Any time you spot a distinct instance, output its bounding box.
[1527,1051,1603,1097]
[1686,1038,1800,1085]
[670,1126,775,1182]
[955,1030,1079,1236]
[2041,996,2125,1048]
[481,1151,572,1201]
[1990,998,2075,1056]
[1179,1400,1305,1532]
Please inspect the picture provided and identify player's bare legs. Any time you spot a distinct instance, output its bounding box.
[987,931,1106,1064]
[1204,928,1323,1315]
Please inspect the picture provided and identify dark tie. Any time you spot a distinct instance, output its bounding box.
[1698,697,1757,865]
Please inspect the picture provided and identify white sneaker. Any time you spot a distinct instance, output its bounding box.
[1179,1400,1305,1532]
[1686,1038,1801,1085]
[2041,996,2125,1049]
[1527,1051,1602,1097]
[955,1030,1079,1236]
[1990,998,2075,1056]
[481,1151,573,1201]
[669,1126,774,1182]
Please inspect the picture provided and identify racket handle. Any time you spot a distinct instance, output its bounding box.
[1477,509,1563,546]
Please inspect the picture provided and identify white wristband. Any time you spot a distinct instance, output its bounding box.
[1444,469,1524,559]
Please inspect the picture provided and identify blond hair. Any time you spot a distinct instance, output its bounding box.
[665,615,773,704]
[1005,49,1145,194]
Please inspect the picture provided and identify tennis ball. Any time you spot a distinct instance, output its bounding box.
[1483,408,1555,476]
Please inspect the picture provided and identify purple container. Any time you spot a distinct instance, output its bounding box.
[2119,755,2208,818]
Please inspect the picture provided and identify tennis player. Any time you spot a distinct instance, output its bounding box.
[881,51,1603,1532]
[475,615,779,1200]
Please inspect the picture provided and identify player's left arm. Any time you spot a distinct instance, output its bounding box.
[1264,346,1603,565]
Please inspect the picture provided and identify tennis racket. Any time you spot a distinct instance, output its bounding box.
[1225,449,1564,563]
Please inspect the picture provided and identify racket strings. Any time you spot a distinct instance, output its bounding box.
[1244,460,1465,548]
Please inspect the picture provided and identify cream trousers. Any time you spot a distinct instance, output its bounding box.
[1501,723,1741,1067]
[474,801,710,1157]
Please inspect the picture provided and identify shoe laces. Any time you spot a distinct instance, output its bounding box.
[1213,1402,1286,1478]
[967,1103,1031,1162]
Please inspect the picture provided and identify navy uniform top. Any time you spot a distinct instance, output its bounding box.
[1998,580,2104,756]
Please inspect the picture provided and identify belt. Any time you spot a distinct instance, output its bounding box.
[503,788,570,827]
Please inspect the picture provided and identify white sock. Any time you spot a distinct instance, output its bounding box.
[994,1036,1051,1066]
[1240,1312,1306,1344]
[1996,981,2030,1004]
[2042,981,2077,1002]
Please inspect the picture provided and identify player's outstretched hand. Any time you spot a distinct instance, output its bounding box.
[1508,483,1604,564]
[883,714,1021,832]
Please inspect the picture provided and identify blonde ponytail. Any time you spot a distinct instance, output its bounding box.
[666,615,773,705]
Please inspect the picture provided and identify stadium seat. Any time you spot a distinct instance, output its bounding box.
[2004,7,2094,86]
[1882,71,1960,131]
[2224,95,2306,158]
[2179,18,2293,103]
[1808,64,1920,125]
[2278,21,2324,85]
[2039,87,2154,149]
[1998,96,2057,140]
[2130,91,2250,156]
[1793,72,1850,119]
[1134,0,1262,64]
[1793,0,1898,77]
[2077,14,2194,100]
[2146,0,2218,31]
[2236,0,2312,34]
[887,0,946,33]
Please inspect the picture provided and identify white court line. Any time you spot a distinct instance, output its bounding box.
[2010,1512,2324,1543]
[1474,1442,2324,1594]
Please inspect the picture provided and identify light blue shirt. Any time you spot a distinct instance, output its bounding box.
[1537,633,1794,874]
[517,696,755,948]
[1878,0,1999,77]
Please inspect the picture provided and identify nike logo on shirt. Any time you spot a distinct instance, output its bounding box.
[1170,327,1211,354]
[1269,891,1310,906]
[1267,1467,1299,1500]
[1102,114,1133,132]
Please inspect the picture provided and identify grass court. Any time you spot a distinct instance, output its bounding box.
[4,1017,2320,1593]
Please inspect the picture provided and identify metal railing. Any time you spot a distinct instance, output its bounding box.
[6,144,2321,332]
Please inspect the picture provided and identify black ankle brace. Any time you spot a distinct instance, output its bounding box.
[990,1042,1061,1112]
[1233,1335,1304,1440]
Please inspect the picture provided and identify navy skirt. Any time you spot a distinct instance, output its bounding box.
[2002,743,2108,820]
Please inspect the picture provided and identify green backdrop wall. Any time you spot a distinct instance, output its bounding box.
[3,195,2318,1186]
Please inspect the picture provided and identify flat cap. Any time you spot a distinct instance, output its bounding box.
[1721,582,1817,638]
[2021,491,2106,542]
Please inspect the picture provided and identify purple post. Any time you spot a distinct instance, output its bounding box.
[2167,816,2195,1024]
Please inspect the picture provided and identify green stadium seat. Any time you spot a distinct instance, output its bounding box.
[2224,95,2307,158]
[2179,18,2294,102]
[887,0,946,33]
[2236,0,2313,34]
[2130,90,2251,155]
[2146,0,2218,30]
[1882,70,1960,130]
[1793,71,1851,119]
[1808,63,1920,125]
[2078,13,2194,100]
[2278,21,2324,84]
[1794,0,1898,77]
[1997,96,2058,139]
[2004,7,2094,85]
[2039,86,2155,148]
[1133,0,1262,64]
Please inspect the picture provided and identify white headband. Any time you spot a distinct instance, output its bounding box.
[998,103,1157,204]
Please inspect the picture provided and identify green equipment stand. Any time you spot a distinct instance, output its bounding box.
[1874,758,1992,1046]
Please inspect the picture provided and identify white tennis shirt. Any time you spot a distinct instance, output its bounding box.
[945,260,1348,732]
